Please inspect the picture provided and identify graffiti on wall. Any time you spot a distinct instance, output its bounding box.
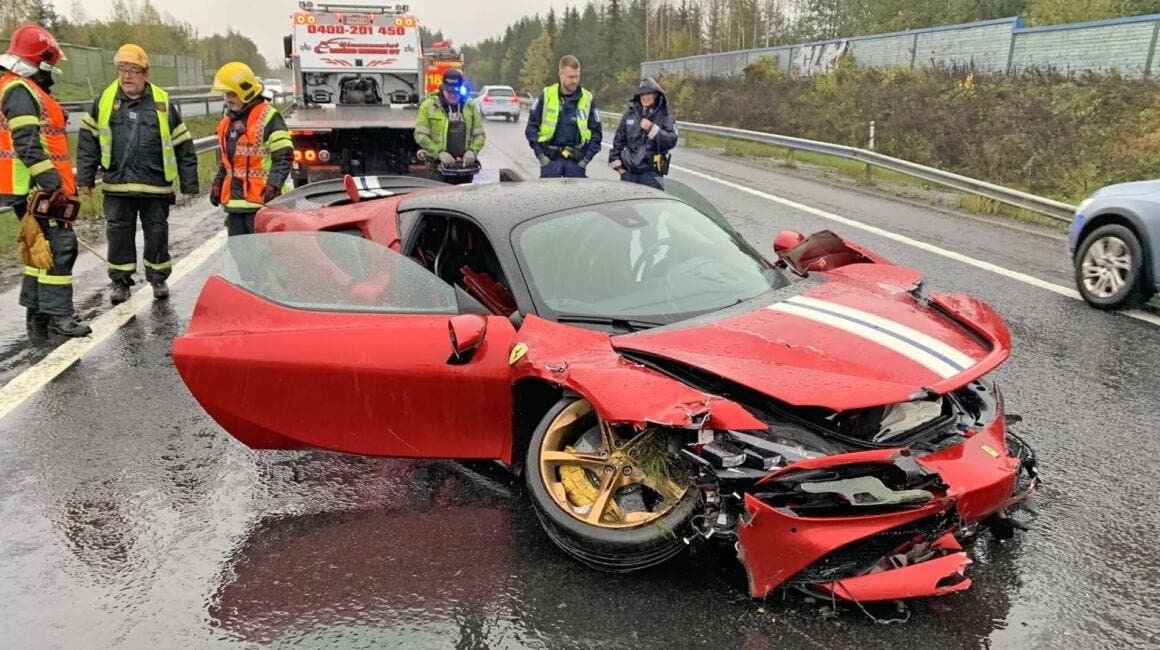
[790,40,850,78]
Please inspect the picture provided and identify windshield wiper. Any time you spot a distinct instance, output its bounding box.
[555,314,665,332]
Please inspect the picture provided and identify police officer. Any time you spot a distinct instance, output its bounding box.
[525,55,602,178]
[414,69,485,181]
[209,62,293,236]
[76,44,200,304]
[1,25,91,340]
[609,78,678,190]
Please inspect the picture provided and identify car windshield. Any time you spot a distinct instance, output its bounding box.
[515,199,786,325]
[488,88,514,96]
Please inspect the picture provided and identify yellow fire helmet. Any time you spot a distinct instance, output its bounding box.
[212,61,263,102]
[114,43,148,69]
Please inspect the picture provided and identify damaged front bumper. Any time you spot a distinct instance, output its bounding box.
[732,422,1038,602]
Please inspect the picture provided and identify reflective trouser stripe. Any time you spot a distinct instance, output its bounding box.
[107,261,136,271]
[39,273,72,285]
[143,259,172,270]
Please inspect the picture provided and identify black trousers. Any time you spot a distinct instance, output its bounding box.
[225,211,257,237]
[105,194,172,285]
[19,215,79,317]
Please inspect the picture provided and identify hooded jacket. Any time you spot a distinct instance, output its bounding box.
[609,78,678,175]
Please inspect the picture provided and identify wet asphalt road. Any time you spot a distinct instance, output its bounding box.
[1,119,1158,649]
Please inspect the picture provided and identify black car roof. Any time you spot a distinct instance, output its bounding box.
[398,179,671,231]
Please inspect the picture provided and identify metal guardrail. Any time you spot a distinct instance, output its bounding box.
[0,136,220,217]
[666,122,1078,222]
[60,92,293,114]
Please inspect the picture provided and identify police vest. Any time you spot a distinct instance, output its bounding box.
[0,72,76,196]
[217,103,282,210]
[94,81,178,193]
[537,84,593,145]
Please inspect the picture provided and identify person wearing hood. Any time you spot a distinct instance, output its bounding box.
[1,25,92,340]
[209,62,293,237]
[608,78,677,190]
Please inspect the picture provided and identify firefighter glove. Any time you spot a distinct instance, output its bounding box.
[463,150,477,166]
[210,180,222,207]
[16,213,53,270]
[578,158,589,169]
[438,151,456,166]
[46,189,72,209]
[537,154,550,167]
[261,184,279,204]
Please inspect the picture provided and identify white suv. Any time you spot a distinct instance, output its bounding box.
[475,85,521,121]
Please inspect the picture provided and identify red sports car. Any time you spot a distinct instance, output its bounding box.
[174,175,1038,603]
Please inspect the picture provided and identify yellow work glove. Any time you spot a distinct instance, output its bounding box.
[16,211,54,270]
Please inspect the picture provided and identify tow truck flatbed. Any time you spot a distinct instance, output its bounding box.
[284,105,420,131]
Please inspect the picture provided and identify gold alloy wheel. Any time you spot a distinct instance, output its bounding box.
[538,400,690,529]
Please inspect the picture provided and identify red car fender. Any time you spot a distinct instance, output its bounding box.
[814,552,973,602]
[509,315,767,432]
[256,195,406,250]
[737,495,955,598]
[918,411,1022,523]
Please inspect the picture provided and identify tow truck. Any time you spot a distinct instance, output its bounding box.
[281,1,427,185]
[423,40,464,96]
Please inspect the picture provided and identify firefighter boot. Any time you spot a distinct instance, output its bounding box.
[110,282,130,305]
[49,315,93,338]
[151,281,169,300]
[26,308,49,345]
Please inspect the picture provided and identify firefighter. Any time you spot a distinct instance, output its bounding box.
[414,68,485,181]
[76,44,200,304]
[609,77,678,190]
[209,62,293,236]
[525,55,602,178]
[1,25,91,340]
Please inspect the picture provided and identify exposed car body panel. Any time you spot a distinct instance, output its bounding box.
[816,552,973,602]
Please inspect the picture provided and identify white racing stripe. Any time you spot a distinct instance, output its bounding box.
[0,231,227,422]
[769,301,963,379]
[788,295,978,369]
[670,163,1160,328]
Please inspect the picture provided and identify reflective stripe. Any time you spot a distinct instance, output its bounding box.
[414,126,431,135]
[29,160,54,175]
[225,199,263,210]
[97,82,178,182]
[102,182,174,194]
[268,139,293,152]
[8,115,40,130]
[24,266,41,277]
[143,259,172,270]
[38,273,73,286]
[107,261,136,271]
[171,131,192,146]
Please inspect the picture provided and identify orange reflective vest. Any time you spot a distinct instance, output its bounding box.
[217,102,280,210]
[0,72,76,196]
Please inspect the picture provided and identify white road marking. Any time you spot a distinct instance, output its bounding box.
[671,163,1160,328]
[0,230,227,421]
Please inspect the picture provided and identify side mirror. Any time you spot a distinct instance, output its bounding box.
[448,314,487,364]
[773,230,806,255]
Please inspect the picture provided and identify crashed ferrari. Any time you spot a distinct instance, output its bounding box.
[173,175,1038,603]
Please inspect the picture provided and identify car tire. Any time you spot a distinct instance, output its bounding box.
[524,397,699,573]
[1074,224,1145,309]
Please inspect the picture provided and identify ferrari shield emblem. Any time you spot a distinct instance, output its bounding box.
[509,342,529,365]
[980,444,1001,458]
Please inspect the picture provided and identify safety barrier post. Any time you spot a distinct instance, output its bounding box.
[864,121,876,184]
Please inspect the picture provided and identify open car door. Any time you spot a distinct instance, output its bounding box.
[173,232,517,460]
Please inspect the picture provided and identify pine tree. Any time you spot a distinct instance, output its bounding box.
[519,27,553,92]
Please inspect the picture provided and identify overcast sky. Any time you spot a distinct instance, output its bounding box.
[71,0,582,64]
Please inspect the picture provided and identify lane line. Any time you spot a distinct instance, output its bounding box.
[671,163,1160,328]
[0,231,226,421]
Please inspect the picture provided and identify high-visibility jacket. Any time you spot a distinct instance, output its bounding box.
[414,93,486,158]
[0,72,75,196]
[216,102,291,210]
[537,83,593,146]
[91,81,183,192]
